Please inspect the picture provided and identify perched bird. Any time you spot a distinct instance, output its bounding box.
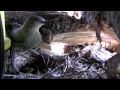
[6,15,48,74]
[7,15,47,49]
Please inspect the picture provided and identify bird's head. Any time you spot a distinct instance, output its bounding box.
[27,15,48,27]
[28,15,53,44]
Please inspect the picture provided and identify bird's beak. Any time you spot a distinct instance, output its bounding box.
[41,21,48,26]
[43,20,54,24]
[43,21,49,23]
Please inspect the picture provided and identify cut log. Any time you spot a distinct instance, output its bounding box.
[51,31,120,55]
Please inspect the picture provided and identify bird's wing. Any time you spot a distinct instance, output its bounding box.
[23,30,42,49]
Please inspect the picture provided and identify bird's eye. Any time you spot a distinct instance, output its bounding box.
[34,17,38,20]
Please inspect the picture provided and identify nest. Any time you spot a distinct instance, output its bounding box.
[4,43,117,79]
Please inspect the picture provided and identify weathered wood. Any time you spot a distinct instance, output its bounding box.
[52,31,120,54]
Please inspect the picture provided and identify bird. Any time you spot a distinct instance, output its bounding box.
[7,15,47,49]
[6,15,48,74]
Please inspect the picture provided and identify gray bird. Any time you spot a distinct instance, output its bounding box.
[7,15,47,49]
[7,15,47,74]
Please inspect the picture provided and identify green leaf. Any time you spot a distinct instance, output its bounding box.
[4,37,11,50]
